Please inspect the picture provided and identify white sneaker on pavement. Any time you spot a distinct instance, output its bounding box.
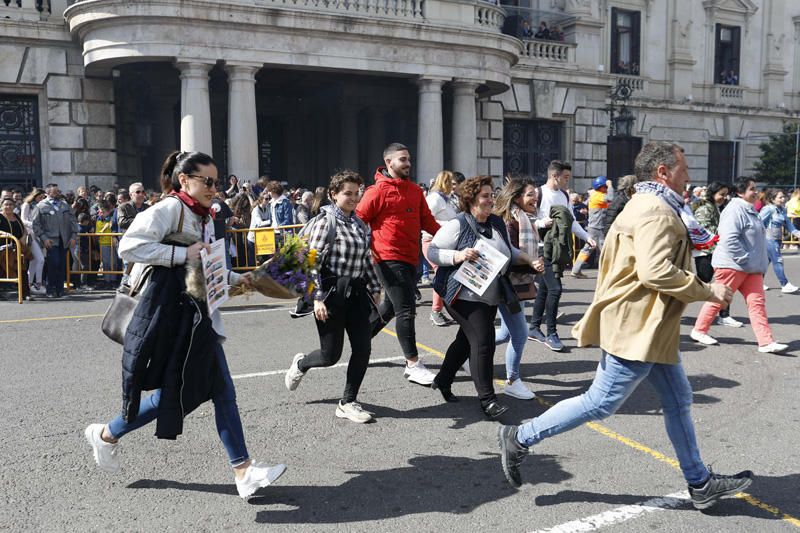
[285,353,306,391]
[717,316,744,328]
[780,282,799,294]
[690,329,718,345]
[503,379,536,400]
[235,461,286,499]
[335,401,373,423]
[758,342,789,354]
[763,284,770,291]
[85,423,120,473]
[404,360,435,385]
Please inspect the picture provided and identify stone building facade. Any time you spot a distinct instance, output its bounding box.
[0,0,798,192]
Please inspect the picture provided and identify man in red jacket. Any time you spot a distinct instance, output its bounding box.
[357,143,441,385]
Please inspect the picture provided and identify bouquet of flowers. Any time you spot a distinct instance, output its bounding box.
[230,234,318,300]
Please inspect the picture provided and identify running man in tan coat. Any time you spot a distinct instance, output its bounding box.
[496,141,754,511]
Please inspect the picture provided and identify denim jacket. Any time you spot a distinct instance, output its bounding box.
[759,204,800,242]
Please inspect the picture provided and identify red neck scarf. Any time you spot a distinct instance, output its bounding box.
[171,190,214,219]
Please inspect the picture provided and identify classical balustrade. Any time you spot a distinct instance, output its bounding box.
[474,2,504,30]
[716,85,745,101]
[255,0,423,18]
[519,39,576,64]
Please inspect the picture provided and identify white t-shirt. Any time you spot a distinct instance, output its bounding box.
[536,185,589,242]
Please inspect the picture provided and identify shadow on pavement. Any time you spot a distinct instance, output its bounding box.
[533,471,800,521]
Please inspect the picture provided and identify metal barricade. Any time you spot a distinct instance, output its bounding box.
[66,232,125,289]
[0,231,24,304]
[225,224,305,272]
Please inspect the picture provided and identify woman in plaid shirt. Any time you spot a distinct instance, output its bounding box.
[284,170,382,423]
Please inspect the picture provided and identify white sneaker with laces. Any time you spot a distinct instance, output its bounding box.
[84,423,120,473]
[285,353,306,391]
[717,316,743,328]
[30,284,46,295]
[758,342,789,354]
[335,401,373,423]
[235,461,287,499]
[503,379,536,400]
[763,284,770,291]
[404,360,435,385]
[690,329,718,345]
[780,282,799,294]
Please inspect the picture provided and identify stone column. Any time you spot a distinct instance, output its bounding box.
[451,79,479,178]
[416,77,446,183]
[226,63,260,180]
[340,104,360,170]
[176,62,213,155]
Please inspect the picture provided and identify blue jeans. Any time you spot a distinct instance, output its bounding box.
[106,343,249,467]
[495,303,529,382]
[516,351,709,485]
[766,239,788,287]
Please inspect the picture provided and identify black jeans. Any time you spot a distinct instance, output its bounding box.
[45,242,66,296]
[694,255,729,319]
[370,260,418,359]
[299,284,372,404]
[530,258,562,335]
[437,299,498,404]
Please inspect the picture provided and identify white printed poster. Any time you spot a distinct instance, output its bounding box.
[453,238,509,296]
[201,239,229,314]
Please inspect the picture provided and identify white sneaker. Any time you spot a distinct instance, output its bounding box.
[335,401,373,423]
[84,423,120,473]
[503,379,536,400]
[717,316,744,328]
[30,284,46,295]
[285,353,306,391]
[763,284,770,291]
[781,283,799,294]
[758,342,789,354]
[461,362,471,376]
[690,329,718,345]
[404,360,435,385]
[235,461,286,499]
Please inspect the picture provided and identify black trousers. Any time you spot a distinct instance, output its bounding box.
[530,258,562,335]
[694,255,729,319]
[437,299,498,404]
[370,260,418,359]
[299,285,372,404]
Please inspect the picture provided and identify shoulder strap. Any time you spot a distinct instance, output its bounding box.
[166,195,185,233]
[325,210,337,252]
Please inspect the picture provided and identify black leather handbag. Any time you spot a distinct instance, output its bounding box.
[101,266,152,344]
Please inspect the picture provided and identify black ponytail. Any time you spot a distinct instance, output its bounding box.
[159,150,217,193]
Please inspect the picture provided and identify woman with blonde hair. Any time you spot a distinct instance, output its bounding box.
[20,188,46,294]
[423,170,458,326]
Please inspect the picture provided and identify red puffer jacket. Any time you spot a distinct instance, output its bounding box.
[356,168,440,265]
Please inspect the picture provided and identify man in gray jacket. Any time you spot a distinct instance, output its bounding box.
[32,183,76,298]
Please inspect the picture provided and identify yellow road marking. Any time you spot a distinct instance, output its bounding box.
[381,327,800,528]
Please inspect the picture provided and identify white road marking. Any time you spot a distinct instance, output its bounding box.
[221,307,293,315]
[231,355,407,380]
[531,490,690,533]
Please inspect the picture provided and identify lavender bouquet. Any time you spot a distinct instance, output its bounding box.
[230,234,318,299]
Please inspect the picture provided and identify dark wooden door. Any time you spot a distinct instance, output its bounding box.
[708,141,737,184]
[0,95,42,189]
[503,120,562,182]
[606,136,641,182]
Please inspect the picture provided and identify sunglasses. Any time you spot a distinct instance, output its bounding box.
[186,174,218,189]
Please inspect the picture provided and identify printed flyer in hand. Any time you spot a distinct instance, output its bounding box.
[453,238,509,296]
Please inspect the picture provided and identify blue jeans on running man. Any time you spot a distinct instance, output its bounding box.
[495,303,529,382]
[765,239,789,287]
[516,351,709,485]
[106,342,250,467]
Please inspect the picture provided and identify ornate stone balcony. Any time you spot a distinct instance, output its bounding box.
[519,39,576,65]
[715,84,745,103]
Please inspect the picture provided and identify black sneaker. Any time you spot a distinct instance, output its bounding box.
[497,425,528,488]
[688,468,754,510]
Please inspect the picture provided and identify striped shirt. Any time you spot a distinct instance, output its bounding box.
[307,205,381,300]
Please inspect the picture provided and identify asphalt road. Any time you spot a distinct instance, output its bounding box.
[1,257,799,532]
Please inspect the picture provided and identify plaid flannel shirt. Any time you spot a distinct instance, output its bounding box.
[307,206,381,300]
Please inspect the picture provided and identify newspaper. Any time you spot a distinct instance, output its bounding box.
[200,239,229,314]
[453,238,509,296]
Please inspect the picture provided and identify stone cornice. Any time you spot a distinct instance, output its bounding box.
[0,19,72,44]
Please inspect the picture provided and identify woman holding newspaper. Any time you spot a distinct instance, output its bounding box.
[84,151,288,500]
[427,176,542,418]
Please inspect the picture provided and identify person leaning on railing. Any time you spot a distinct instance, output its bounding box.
[0,197,31,299]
